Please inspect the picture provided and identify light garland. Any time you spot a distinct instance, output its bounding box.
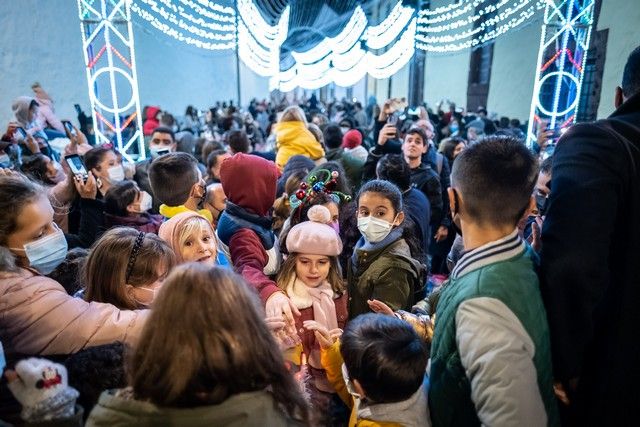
[364,1,415,50]
[415,0,544,53]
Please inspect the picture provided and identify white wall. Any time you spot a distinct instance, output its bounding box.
[0,0,269,126]
[423,49,470,109]
[486,21,542,121]
[596,0,640,118]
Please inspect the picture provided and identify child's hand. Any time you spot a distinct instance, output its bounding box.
[266,315,300,350]
[304,320,342,349]
[368,299,394,316]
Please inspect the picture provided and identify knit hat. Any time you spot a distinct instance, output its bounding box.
[466,118,485,133]
[7,358,79,423]
[341,129,362,149]
[159,211,215,263]
[286,205,343,256]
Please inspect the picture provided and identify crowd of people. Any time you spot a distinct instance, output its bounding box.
[1,45,639,427]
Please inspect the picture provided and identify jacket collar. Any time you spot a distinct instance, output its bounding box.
[610,91,640,118]
[451,229,525,279]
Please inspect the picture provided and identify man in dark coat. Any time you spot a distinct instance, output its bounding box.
[540,45,640,425]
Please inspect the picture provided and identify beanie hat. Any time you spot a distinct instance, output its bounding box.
[7,358,79,423]
[466,118,485,133]
[341,129,362,149]
[286,205,343,256]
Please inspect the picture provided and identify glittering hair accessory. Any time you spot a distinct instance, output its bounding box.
[288,169,351,210]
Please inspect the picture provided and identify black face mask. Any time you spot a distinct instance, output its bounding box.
[535,193,548,216]
[451,189,463,236]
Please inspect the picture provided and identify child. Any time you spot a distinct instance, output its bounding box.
[349,180,425,318]
[428,136,558,426]
[87,264,310,425]
[148,152,213,222]
[276,205,347,417]
[217,153,297,323]
[313,313,430,426]
[159,211,218,265]
[104,180,163,234]
[83,227,175,309]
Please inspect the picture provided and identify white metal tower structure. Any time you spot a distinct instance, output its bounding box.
[526,0,595,146]
[77,0,145,161]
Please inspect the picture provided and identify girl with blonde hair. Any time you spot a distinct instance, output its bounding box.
[159,211,218,265]
[87,264,310,426]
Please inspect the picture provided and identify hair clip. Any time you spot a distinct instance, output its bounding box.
[289,169,351,210]
[125,232,145,283]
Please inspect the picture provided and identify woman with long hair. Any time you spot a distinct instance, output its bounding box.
[87,264,310,426]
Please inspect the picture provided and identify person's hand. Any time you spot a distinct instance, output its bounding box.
[73,171,97,199]
[266,315,300,350]
[434,225,449,242]
[378,123,397,146]
[24,134,41,154]
[367,299,395,316]
[3,122,19,141]
[266,292,301,340]
[536,123,553,151]
[303,320,342,349]
[553,382,570,406]
[530,217,543,253]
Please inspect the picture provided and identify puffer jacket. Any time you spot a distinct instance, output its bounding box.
[0,268,148,356]
[87,389,303,427]
[275,121,325,171]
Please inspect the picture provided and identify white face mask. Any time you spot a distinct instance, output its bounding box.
[357,215,395,243]
[341,363,361,399]
[340,126,350,135]
[138,191,153,213]
[11,225,68,275]
[108,164,125,183]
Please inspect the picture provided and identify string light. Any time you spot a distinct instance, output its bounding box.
[364,1,415,50]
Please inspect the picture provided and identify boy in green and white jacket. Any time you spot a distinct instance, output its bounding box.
[428,136,559,427]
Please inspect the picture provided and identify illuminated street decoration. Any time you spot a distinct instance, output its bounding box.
[77,0,145,161]
[526,0,595,145]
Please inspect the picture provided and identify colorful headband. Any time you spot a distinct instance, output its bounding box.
[289,169,351,210]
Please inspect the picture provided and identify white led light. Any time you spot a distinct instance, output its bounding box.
[365,1,415,50]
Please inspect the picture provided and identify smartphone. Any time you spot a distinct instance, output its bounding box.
[155,148,170,157]
[63,121,77,136]
[65,154,88,182]
[74,104,82,115]
[387,112,399,126]
[14,127,27,140]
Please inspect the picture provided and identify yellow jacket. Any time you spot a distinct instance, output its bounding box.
[159,203,213,223]
[275,121,325,171]
[320,342,405,427]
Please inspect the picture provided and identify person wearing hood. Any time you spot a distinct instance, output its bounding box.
[142,106,161,136]
[31,82,66,136]
[11,96,55,159]
[274,106,325,171]
[217,153,301,334]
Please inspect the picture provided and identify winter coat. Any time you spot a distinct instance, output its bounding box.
[539,91,640,424]
[275,121,325,171]
[217,153,282,303]
[0,268,148,356]
[321,341,430,427]
[325,147,365,191]
[348,229,424,318]
[34,96,65,133]
[86,389,302,426]
[142,106,161,136]
[104,212,163,234]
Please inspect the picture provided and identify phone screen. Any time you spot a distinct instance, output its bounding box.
[156,149,170,156]
[63,121,77,136]
[387,113,399,126]
[15,127,27,140]
[65,155,88,180]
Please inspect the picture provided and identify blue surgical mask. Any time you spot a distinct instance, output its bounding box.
[13,225,68,275]
[450,124,459,133]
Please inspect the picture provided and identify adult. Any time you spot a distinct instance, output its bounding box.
[540,45,640,425]
[323,125,364,190]
[142,106,161,136]
[274,106,325,171]
[439,137,467,166]
[205,149,230,185]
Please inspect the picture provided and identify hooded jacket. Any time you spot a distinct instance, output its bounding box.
[217,153,282,302]
[143,106,161,136]
[87,389,301,427]
[12,96,39,131]
[275,121,325,171]
[0,268,148,356]
[34,96,65,133]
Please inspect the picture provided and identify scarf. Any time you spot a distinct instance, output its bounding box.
[351,226,404,266]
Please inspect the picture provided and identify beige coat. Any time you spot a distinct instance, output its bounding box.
[0,268,148,356]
